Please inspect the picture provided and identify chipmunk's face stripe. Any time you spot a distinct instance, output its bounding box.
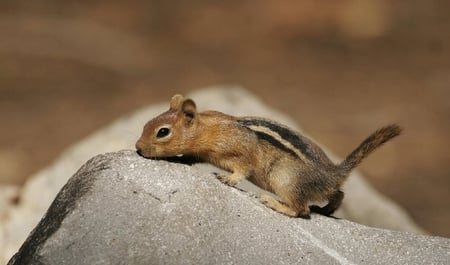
[238,118,313,160]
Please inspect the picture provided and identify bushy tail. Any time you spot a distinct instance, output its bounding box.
[339,124,402,174]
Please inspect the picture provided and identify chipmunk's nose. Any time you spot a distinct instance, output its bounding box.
[136,147,143,156]
[135,140,144,156]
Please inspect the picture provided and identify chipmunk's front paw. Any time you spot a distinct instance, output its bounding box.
[213,173,238,186]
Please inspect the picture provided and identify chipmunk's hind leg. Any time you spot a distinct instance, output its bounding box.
[310,190,344,216]
[259,194,311,218]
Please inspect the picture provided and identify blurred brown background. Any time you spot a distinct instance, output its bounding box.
[0,1,449,237]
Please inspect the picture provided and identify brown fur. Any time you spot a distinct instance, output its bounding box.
[136,95,402,218]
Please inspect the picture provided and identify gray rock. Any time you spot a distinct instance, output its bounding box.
[8,151,450,265]
[0,87,426,263]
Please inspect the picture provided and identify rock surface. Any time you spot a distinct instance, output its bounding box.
[8,151,450,265]
[0,87,427,263]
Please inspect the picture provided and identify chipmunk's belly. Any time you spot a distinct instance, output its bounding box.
[246,159,279,192]
[247,175,272,192]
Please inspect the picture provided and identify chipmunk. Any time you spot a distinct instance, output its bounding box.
[136,94,401,218]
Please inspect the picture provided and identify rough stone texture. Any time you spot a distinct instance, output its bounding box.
[8,151,450,265]
[0,87,426,264]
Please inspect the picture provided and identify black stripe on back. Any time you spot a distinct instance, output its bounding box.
[253,131,298,158]
[238,119,314,159]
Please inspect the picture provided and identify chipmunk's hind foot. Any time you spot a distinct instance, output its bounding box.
[259,194,310,218]
[310,190,344,216]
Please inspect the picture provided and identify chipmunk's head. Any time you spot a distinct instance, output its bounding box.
[136,94,198,158]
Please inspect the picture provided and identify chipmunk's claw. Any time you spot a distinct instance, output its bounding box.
[213,172,238,186]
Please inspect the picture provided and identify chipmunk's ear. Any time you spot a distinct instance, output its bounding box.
[170,94,185,110]
[181,98,197,123]
[170,94,196,122]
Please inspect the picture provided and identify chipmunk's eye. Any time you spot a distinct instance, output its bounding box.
[156,127,171,138]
